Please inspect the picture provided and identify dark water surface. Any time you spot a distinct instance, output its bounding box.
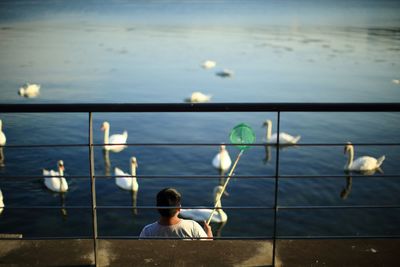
[0,0,400,238]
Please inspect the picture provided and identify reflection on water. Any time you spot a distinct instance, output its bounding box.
[103,149,111,177]
[263,145,271,164]
[340,175,352,200]
[60,193,67,218]
[131,190,138,215]
[0,147,5,167]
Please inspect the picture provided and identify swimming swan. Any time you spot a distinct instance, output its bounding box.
[262,119,301,144]
[43,160,68,192]
[187,92,212,103]
[180,185,228,223]
[18,83,40,98]
[115,157,139,191]
[202,60,216,69]
[344,142,385,172]
[212,145,232,172]
[0,120,6,146]
[101,121,128,152]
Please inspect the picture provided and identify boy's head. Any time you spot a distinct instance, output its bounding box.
[157,188,181,217]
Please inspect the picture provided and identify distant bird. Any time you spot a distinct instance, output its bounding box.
[216,69,234,78]
[101,121,128,152]
[43,160,68,193]
[0,120,6,146]
[180,185,228,223]
[202,60,216,69]
[18,83,40,98]
[186,92,212,103]
[212,145,232,172]
[393,79,400,85]
[114,157,139,192]
[0,189,4,215]
[262,119,301,144]
[344,142,385,172]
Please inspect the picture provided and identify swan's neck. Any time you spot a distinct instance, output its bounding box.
[220,150,226,168]
[58,167,64,177]
[266,123,272,140]
[346,146,354,169]
[130,163,137,190]
[103,127,109,144]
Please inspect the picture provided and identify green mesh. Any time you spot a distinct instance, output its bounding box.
[229,123,256,150]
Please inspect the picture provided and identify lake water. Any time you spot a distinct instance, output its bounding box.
[0,0,400,239]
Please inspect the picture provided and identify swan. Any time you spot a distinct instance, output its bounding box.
[216,69,233,78]
[43,160,68,192]
[18,83,40,98]
[187,92,212,103]
[202,60,216,69]
[180,185,228,223]
[212,145,232,172]
[101,121,128,152]
[114,157,139,191]
[0,189,4,215]
[0,120,6,146]
[344,142,385,172]
[262,119,301,144]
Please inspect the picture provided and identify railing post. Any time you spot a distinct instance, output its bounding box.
[272,111,281,267]
[89,112,98,266]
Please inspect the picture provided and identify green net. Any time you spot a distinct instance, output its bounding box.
[229,123,256,150]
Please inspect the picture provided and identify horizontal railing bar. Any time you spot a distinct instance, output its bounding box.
[5,205,399,210]
[277,235,400,240]
[278,205,400,209]
[1,103,400,112]
[2,174,399,180]
[99,236,274,240]
[2,142,400,148]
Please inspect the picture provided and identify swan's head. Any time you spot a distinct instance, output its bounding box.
[131,157,138,168]
[18,88,25,95]
[344,142,353,154]
[101,121,110,131]
[262,120,272,128]
[58,160,65,171]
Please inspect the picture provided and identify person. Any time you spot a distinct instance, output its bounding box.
[139,188,213,240]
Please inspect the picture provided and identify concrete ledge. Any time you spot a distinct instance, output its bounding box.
[1,239,399,266]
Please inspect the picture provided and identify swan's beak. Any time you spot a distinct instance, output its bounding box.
[101,125,105,131]
[59,165,65,171]
[344,146,347,154]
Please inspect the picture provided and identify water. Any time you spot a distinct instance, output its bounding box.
[0,0,400,238]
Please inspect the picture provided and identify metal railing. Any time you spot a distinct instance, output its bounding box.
[1,102,400,267]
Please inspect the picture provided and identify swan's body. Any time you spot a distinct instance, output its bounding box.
[216,69,233,78]
[189,92,212,103]
[344,142,385,172]
[43,160,68,192]
[212,145,232,171]
[101,121,128,152]
[202,60,216,69]
[263,120,301,144]
[0,120,6,146]
[0,189,4,215]
[18,83,40,98]
[115,157,139,191]
[393,79,400,85]
[180,186,228,223]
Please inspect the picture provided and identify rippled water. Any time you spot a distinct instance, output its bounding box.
[0,0,400,238]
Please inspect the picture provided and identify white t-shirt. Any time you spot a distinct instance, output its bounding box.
[139,219,208,239]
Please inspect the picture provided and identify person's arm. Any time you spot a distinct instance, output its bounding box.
[203,221,213,239]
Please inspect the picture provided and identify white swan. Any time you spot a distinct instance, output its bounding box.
[212,145,232,172]
[0,120,6,146]
[0,189,4,215]
[101,121,128,152]
[43,160,68,192]
[180,186,228,223]
[114,157,139,191]
[187,92,212,103]
[262,119,301,144]
[202,60,216,69]
[344,142,385,172]
[18,83,40,98]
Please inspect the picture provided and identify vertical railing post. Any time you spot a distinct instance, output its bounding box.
[89,112,98,266]
[272,111,281,267]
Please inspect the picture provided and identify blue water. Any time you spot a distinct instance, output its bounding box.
[0,0,400,238]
